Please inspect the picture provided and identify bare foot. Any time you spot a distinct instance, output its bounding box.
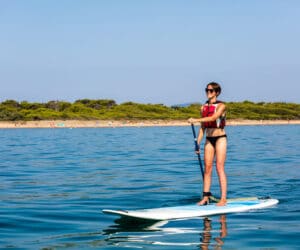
[197,197,209,205]
[216,199,227,206]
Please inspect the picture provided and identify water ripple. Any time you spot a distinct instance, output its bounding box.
[0,125,299,249]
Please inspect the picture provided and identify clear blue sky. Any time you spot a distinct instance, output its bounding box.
[1,0,299,105]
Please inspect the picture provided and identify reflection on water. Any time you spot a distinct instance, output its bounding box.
[200,215,227,250]
[103,217,166,235]
[103,215,228,249]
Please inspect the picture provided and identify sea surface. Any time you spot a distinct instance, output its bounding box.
[0,125,299,250]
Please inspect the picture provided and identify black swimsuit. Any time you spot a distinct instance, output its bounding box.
[206,134,227,148]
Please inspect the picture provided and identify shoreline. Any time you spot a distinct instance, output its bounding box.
[0,119,299,129]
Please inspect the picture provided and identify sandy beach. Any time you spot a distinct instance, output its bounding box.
[0,119,299,129]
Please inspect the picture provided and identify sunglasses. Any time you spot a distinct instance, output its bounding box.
[205,88,215,93]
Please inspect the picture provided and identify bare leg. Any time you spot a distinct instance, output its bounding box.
[198,141,214,205]
[215,137,227,206]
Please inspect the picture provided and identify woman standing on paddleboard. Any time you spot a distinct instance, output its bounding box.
[188,82,227,206]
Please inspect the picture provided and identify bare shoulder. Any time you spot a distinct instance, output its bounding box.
[217,102,226,110]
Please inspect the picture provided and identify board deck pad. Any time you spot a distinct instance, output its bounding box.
[103,198,279,221]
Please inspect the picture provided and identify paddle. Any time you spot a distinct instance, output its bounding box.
[191,123,204,178]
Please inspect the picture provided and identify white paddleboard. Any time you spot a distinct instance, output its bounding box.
[103,198,279,221]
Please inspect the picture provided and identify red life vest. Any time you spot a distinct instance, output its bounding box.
[201,101,226,128]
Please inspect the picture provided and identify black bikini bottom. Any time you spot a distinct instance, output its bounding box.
[206,134,227,148]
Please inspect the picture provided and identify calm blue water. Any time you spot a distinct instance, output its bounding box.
[0,125,299,249]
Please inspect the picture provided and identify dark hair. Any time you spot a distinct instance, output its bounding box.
[207,82,221,96]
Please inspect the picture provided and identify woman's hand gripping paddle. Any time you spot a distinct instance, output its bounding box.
[191,124,219,203]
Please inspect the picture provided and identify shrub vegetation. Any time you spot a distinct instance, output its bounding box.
[0,99,299,121]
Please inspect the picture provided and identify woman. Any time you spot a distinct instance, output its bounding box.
[188,82,227,206]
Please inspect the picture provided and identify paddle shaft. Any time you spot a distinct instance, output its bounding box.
[191,124,204,178]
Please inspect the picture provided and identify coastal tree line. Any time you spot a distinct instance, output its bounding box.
[0,99,299,121]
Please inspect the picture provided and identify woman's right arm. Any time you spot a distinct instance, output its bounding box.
[197,126,205,145]
[197,105,205,146]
